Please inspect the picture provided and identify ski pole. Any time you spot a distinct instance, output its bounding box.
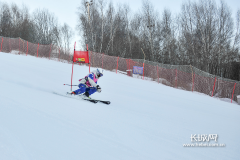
[63,84,78,86]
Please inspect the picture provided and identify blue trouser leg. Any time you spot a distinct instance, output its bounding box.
[86,87,97,95]
[74,84,87,95]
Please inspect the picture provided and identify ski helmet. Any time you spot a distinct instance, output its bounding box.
[96,68,103,77]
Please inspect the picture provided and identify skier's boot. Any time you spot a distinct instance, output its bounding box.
[71,91,76,95]
[82,92,90,99]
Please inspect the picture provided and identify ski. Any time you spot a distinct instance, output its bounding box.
[82,98,98,103]
[82,98,111,105]
[95,100,111,105]
[67,92,110,105]
[54,92,110,105]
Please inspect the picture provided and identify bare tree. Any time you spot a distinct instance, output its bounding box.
[98,0,106,53]
[123,4,132,57]
[232,9,240,54]
[75,0,239,80]
[32,8,60,45]
[141,0,157,61]
[130,13,143,59]
[61,23,73,54]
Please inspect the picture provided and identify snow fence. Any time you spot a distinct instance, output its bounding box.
[1,36,239,103]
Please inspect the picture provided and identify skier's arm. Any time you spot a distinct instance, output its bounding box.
[79,78,86,84]
[88,78,101,92]
[88,77,98,87]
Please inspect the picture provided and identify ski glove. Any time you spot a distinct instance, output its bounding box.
[96,85,101,93]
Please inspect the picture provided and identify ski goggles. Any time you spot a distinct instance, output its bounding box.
[98,72,103,77]
[97,69,103,77]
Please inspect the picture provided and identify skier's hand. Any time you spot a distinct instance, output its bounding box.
[96,85,101,93]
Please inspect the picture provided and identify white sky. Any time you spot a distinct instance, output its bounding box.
[4,0,240,50]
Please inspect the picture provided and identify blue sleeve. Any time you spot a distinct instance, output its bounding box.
[88,73,94,80]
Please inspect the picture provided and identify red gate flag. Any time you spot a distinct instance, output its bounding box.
[73,51,89,63]
[70,42,90,91]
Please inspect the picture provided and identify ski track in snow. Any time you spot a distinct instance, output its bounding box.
[0,52,240,160]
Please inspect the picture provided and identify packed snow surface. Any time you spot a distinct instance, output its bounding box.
[0,52,239,160]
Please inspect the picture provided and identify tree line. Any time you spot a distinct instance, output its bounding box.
[0,0,239,81]
[77,0,240,81]
[0,2,73,54]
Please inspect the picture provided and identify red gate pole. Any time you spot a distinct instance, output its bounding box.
[116,57,119,74]
[127,59,129,76]
[37,43,39,57]
[9,38,11,52]
[126,59,127,75]
[71,42,76,91]
[49,44,52,59]
[58,48,60,61]
[18,38,20,55]
[130,59,132,77]
[129,59,131,76]
[89,49,91,73]
[175,69,178,88]
[128,59,129,76]
[26,41,28,56]
[102,53,104,69]
[128,59,130,76]
[71,63,74,91]
[143,63,145,80]
[90,51,93,68]
[192,73,195,92]
[1,37,3,52]
[211,77,217,97]
[87,44,90,73]
[157,66,159,83]
[231,83,236,103]
[126,59,131,76]
[89,51,91,73]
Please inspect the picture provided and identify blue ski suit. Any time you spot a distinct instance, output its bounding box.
[74,70,100,95]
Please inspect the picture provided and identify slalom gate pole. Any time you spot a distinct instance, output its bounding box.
[71,42,76,91]
[26,41,28,56]
[192,73,195,92]
[231,83,236,103]
[175,69,178,88]
[1,37,3,52]
[9,38,11,52]
[71,62,74,91]
[87,44,90,73]
[19,38,20,54]
[143,63,144,80]
[37,43,39,57]
[102,53,104,69]
[211,77,217,97]
[58,48,60,61]
[49,44,52,59]
[116,57,119,74]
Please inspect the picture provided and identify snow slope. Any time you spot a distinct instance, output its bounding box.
[0,52,239,160]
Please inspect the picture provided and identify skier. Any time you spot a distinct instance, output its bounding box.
[70,69,103,98]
